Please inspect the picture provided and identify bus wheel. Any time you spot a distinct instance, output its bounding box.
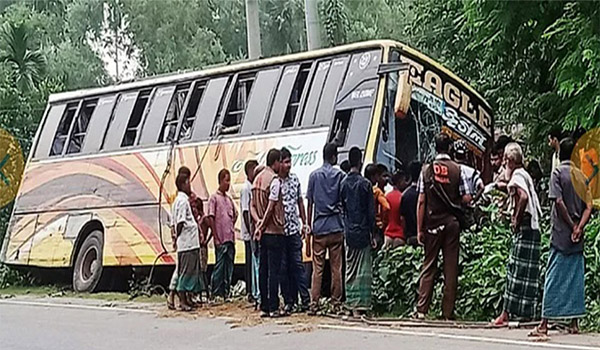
[72,230,104,292]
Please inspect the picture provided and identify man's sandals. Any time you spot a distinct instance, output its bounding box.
[490,316,508,328]
[528,326,548,338]
[529,324,579,337]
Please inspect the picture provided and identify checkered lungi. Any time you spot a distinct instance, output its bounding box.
[503,223,541,319]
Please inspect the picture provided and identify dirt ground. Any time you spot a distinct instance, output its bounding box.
[158,299,333,331]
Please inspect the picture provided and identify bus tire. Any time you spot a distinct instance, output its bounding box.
[72,230,104,293]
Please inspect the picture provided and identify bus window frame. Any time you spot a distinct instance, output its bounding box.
[371,49,400,170]
[211,73,237,137]
[189,75,231,143]
[50,100,83,158]
[174,80,207,143]
[241,67,282,135]
[33,104,65,160]
[293,61,317,128]
[266,64,300,131]
[129,88,157,147]
[300,58,332,128]
[314,55,351,127]
[138,84,179,146]
[101,88,154,151]
[156,83,191,144]
[80,95,118,154]
[66,98,99,155]
[212,71,259,137]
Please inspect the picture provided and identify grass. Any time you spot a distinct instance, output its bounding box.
[0,285,61,296]
[0,285,165,304]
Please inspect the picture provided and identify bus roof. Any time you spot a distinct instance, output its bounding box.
[48,40,491,111]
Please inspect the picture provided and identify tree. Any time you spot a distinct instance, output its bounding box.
[0,22,46,92]
[120,0,228,76]
[320,0,347,46]
[261,0,306,55]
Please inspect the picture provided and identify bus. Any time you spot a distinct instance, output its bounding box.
[0,40,494,292]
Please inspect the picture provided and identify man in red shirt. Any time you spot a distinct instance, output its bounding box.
[384,170,409,249]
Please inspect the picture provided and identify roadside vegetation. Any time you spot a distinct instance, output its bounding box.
[373,205,600,331]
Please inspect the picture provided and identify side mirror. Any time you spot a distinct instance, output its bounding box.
[394,70,412,119]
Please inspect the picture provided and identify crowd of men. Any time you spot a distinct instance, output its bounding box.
[487,129,595,336]
[166,130,596,333]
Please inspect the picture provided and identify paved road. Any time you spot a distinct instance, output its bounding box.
[1,300,599,350]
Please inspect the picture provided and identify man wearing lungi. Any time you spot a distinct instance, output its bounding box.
[530,138,594,336]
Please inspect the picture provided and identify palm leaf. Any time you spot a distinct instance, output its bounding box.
[0,22,46,91]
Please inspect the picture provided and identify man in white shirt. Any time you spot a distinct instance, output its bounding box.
[453,140,484,201]
[493,142,542,326]
[172,170,203,311]
[241,160,259,305]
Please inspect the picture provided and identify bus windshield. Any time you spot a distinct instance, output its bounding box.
[376,48,494,175]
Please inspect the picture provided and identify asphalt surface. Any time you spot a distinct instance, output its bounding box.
[1,300,600,350]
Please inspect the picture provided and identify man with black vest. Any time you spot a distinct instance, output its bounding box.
[415,133,472,320]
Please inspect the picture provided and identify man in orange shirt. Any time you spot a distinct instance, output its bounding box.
[384,170,409,249]
[365,163,390,250]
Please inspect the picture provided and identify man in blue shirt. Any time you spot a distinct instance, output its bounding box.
[340,147,375,314]
[307,142,345,315]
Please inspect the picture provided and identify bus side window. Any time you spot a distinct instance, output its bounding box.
[139,85,179,146]
[50,102,79,156]
[81,95,117,154]
[66,99,97,154]
[266,65,299,131]
[155,84,189,144]
[266,62,312,131]
[314,56,350,127]
[241,68,280,135]
[219,73,255,135]
[121,90,152,147]
[191,77,230,141]
[300,60,331,127]
[34,104,66,159]
[329,108,371,150]
[287,63,312,128]
[329,109,351,146]
[178,81,207,141]
[101,91,139,151]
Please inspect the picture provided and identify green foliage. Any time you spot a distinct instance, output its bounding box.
[120,0,228,76]
[261,0,306,55]
[320,0,348,46]
[0,22,46,92]
[582,215,600,331]
[541,2,600,130]
[373,245,422,316]
[454,205,512,320]
[374,205,600,330]
[0,3,598,329]
[0,264,35,289]
[373,204,513,319]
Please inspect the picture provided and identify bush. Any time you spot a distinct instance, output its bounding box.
[372,245,422,317]
[582,216,600,331]
[0,264,35,289]
[373,204,600,330]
